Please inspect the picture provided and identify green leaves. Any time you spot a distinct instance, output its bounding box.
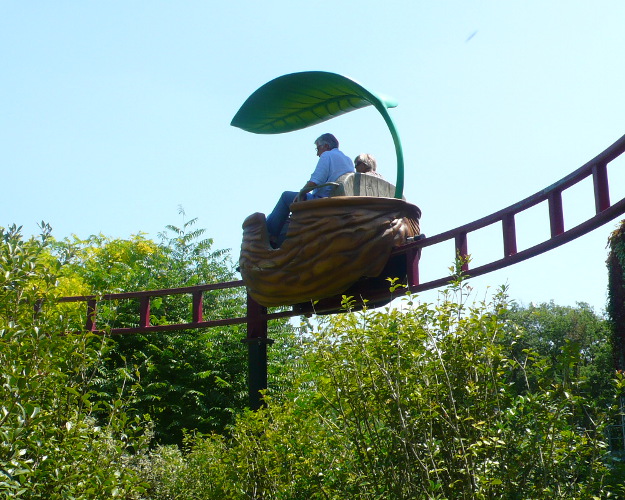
[607,219,625,377]
[50,209,298,446]
[143,281,623,499]
[0,224,149,497]
[231,71,397,135]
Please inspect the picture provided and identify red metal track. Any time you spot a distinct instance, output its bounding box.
[404,132,625,292]
[60,133,625,333]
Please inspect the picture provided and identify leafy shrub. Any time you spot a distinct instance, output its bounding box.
[53,210,300,445]
[504,301,614,408]
[0,224,149,498]
[139,278,624,499]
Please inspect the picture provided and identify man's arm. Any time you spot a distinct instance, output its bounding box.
[294,181,317,202]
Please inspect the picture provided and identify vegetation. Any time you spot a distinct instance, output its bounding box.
[138,279,625,499]
[504,301,615,408]
[0,223,149,498]
[1,219,623,498]
[49,209,299,446]
[607,219,625,371]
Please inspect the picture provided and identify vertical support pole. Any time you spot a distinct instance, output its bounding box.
[592,162,610,213]
[502,214,517,257]
[406,246,421,289]
[139,297,151,328]
[192,291,203,323]
[243,294,272,410]
[455,232,469,272]
[86,299,97,332]
[548,190,565,237]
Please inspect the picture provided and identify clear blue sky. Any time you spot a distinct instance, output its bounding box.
[3,2,625,312]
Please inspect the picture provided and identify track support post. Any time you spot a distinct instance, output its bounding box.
[243,294,273,410]
[592,162,610,213]
[455,232,469,272]
[406,246,421,288]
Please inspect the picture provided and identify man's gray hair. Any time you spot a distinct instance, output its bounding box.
[354,153,377,172]
[315,133,339,149]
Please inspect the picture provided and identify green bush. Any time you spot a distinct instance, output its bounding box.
[0,224,149,498]
[139,279,624,499]
[54,211,300,446]
[503,301,614,408]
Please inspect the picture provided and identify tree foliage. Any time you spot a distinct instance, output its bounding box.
[139,280,624,499]
[52,209,299,445]
[607,219,625,371]
[0,224,148,498]
[4,214,622,497]
[504,301,614,408]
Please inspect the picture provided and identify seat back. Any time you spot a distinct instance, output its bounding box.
[330,173,398,198]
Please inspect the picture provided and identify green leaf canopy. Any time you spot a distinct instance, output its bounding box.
[230,71,397,134]
[231,71,404,198]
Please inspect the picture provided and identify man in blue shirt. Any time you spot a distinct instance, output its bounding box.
[266,133,354,246]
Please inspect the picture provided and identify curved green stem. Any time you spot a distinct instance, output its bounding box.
[372,101,404,199]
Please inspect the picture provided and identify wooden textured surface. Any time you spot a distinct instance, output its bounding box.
[239,197,421,307]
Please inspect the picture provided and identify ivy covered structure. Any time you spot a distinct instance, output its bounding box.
[606,219,625,457]
[607,220,625,371]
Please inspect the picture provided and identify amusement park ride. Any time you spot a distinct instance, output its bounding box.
[60,72,625,409]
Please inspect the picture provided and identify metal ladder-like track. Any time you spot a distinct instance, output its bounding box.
[402,133,625,292]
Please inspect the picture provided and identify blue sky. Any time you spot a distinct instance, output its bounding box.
[3,2,625,312]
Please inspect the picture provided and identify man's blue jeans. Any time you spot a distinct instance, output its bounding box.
[266,191,313,240]
[266,191,298,240]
